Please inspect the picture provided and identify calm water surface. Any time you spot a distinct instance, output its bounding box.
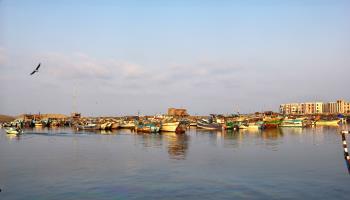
[0,126,349,199]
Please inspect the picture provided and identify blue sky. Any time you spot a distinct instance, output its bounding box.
[0,0,349,116]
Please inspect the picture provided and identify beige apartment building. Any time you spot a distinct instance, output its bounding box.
[280,99,350,114]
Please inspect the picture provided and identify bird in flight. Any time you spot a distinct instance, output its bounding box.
[30,63,41,75]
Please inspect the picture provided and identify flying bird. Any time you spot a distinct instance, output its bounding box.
[30,63,41,75]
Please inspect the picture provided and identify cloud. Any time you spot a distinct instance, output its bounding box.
[108,61,145,79]
[39,52,112,80]
[0,50,249,99]
[156,60,246,88]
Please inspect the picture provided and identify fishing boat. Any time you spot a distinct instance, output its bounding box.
[247,122,265,130]
[135,123,160,133]
[111,122,120,129]
[5,127,22,135]
[50,120,60,127]
[35,122,43,127]
[224,121,236,130]
[100,122,113,130]
[161,122,180,132]
[238,122,249,129]
[264,120,281,128]
[279,119,305,127]
[315,119,340,126]
[189,122,197,126]
[76,123,98,130]
[197,119,222,130]
[120,121,135,129]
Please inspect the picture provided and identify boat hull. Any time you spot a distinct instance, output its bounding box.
[161,122,180,132]
[264,124,278,128]
[197,121,222,130]
[76,124,98,130]
[5,128,21,134]
[120,122,135,129]
[315,120,340,126]
[135,123,160,133]
[35,123,43,127]
[280,119,305,127]
[111,122,120,129]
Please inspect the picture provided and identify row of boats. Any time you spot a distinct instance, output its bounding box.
[2,114,346,135]
[75,118,185,133]
[195,116,343,130]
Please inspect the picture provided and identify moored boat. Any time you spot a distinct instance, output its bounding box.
[136,124,160,133]
[197,119,222,130]
[315,119,340,126]
[111,122,120,129]
[35,122,43,127]
[5,127,22,135]
[247,121,265,130]
[161,122,180,132]
[279,119,305,127]
[100,122,112,130]
[135,121,160,133]
[76,123,98,130]
[264,120,281,128]
[189,122,197,126]
[238,123,249,129]
[120,120,136,129]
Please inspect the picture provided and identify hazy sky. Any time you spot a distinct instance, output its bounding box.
[0,0,349,116]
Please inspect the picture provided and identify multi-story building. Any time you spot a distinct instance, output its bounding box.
[280,103,299,115]
[280,99,349,114]
[323,102,337,114]
[315,102,323,114]
[346,102,350,114]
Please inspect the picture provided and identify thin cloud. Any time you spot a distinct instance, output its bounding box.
[40,52,112,80]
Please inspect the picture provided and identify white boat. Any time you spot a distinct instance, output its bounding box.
[35,122,43,127]
[247,123,260,129]
[76,123,98,130]
[100,122,112,130]
[120,121,135,128]
[5,128,22,134]
[189,122,197,126]
[239,124,249,129]
[161,122,180,132]
[197,119,222,130]
[279,119,305,127]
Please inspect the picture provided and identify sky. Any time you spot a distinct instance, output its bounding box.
[0,0,349,116]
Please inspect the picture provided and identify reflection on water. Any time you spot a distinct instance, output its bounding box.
[221,128,284,150]
[3,126,345,153]
[137,133,163,148]
[261,128,283,139]
[164,132,189,160]
[280,127,304,134]
[0,125,349,200]
[5,133,21,141]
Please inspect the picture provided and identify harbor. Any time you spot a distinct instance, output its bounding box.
[2,106,350,199]
[1,124,349,199]
[1,0,350,199]
[1,108,349,135]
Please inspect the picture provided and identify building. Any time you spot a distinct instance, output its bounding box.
[315,102,323,114]
[346,102,350,114]
[167,108,189,117]
[280,103,301,115]
[279,99,350,114]
[323,102,337,114]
